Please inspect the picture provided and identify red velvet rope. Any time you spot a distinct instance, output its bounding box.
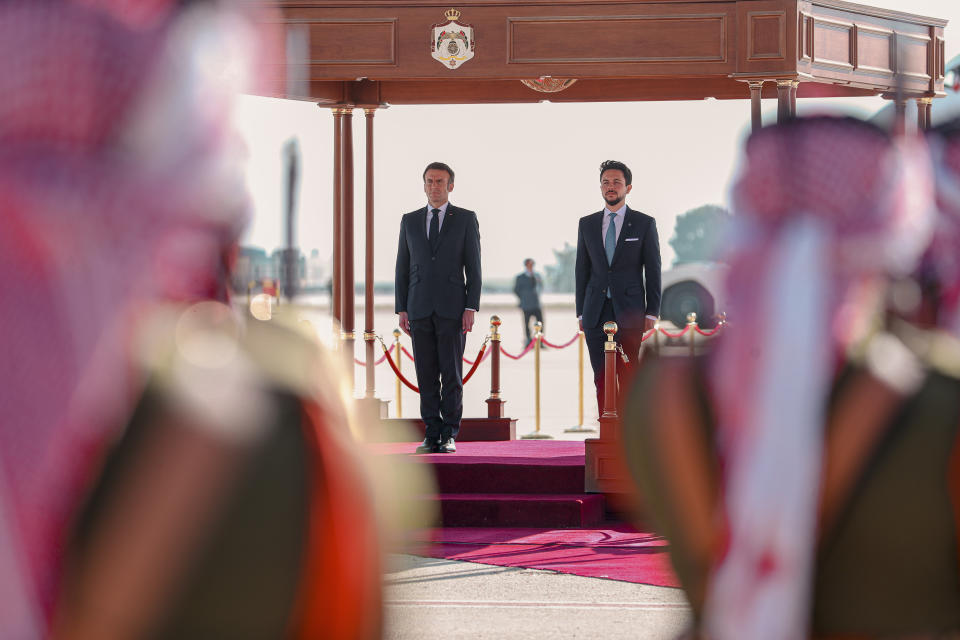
[500,340,536,360]
[463,343,494,366]
[461,344,487,384]
[540,332,580,349]
[640,328,657,342]
[694,325,724,337]
[382,343,419,392]
[399,342,494,365]
[658,325,693,339]
[353,343,395,367]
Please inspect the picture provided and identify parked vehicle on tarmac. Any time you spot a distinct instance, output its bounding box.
[659,261,728,329]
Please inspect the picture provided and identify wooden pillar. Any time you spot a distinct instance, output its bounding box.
[584,321,627,493]
[893,98,907,135]
[748,81,764,133]
[917,97,932,131]
[341,108,356,385]
[486,316,505,418]
[776,80,793,123]
[331,108,343,336]
[363,108,377,398]
[790,80,799,117]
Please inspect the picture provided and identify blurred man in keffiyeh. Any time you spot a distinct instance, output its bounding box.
[620,116,960,639]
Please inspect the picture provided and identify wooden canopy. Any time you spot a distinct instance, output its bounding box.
[254,4,949,486]
[264,0,948,106]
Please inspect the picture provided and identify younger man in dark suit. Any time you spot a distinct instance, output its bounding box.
[575,160,661,416]
[396,162,482,453]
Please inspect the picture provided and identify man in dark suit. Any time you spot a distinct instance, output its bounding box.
[396,162,482,453]
[513,258,544,347]
[575,160,661,416]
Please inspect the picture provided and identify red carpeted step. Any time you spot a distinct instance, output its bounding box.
[431,493,604,528]
[432,461,585,494]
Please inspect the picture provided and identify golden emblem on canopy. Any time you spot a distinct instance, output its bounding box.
[430,9,475,70]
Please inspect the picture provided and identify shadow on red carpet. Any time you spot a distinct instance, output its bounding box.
[413,525,680,588]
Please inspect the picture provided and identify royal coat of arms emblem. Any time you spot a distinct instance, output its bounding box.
[430,9,475,69]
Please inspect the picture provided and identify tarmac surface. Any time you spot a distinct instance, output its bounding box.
[383,554,692,639]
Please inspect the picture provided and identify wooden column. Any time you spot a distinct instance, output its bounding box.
[917,97,932,131]
[748,81,764,133]
[584,322,627,493]
[341,108,356,385]
[894,98,907,135]
[487,316,505,418]
[331,108,343,337]
[790,81,799,117]
[776,80,793,123]
[363,108,377,398]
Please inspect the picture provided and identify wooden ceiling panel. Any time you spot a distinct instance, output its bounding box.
[262,0,947,103]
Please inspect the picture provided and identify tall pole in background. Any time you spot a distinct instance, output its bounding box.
[341,108,356,385]
[281,138,300,303]
[363,108,377,400]
[331,107,343,339]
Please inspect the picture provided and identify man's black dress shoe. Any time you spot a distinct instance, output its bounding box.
[437,438,456,453]
[415,438,439,454]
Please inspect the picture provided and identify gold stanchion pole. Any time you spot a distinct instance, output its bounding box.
[522,322,553,439]
[687,312,697,357]
[393,328,402,418]
[654,320,661,356]
[565,331,595,433]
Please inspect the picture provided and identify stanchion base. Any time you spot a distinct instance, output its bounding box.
[520,432,555,440]
[563,425,597,433]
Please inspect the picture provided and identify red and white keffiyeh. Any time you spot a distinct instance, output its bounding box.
[705,117,935,640]
[0,1,276,635]
[927,123,960,336]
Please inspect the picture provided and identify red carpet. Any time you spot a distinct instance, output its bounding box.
[414,525,680,588]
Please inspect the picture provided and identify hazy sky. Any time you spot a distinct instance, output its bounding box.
[236,0,959,282]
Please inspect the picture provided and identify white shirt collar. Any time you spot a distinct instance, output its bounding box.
[603,203,627,217]
[427,202,450,216]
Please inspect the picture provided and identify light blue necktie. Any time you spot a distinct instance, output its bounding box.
[605,212,617,264]
[605,211,617,298]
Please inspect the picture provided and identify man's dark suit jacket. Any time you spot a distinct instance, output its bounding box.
[575,207,661,329]
[513,272,542,311]
[395,204,482,320]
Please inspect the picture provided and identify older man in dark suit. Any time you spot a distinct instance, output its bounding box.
[575,160,661,416]
[396,162,482,453]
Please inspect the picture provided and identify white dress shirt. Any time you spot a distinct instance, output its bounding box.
[425,201,449,234]
[601,203,627,243]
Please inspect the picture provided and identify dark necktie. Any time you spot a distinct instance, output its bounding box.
[429,208,441,252]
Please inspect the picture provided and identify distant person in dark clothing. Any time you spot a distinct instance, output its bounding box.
[514,258,544,347]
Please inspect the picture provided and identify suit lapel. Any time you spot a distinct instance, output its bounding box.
[435,204,458,249]
[588,211,605,262]
[611,208,636,267]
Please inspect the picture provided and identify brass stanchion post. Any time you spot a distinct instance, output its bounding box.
[601,321,619,423]
[393,328,402,418]
[523,322,553,439]
[486,316,505,418]
[687,312,697,357]
[565,331,595,433]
